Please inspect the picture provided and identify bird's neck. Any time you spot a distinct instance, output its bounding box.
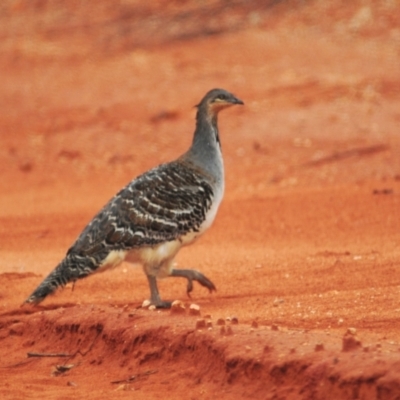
[183,108,223,179]
[192,108,220,150]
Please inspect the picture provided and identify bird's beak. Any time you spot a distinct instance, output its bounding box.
[232,97,244,105]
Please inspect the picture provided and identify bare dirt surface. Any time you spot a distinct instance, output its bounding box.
[1,1,400,399]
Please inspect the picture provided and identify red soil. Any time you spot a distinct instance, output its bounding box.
[1,1,400,399]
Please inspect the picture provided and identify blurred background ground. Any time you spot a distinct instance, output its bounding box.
[0,1,400,399]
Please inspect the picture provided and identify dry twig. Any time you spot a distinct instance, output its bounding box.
[27,352,72,358]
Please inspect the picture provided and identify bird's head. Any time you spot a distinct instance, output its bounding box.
[196,88,244,115]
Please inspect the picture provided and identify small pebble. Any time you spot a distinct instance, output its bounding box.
[115,384,131,391]
[231,317,239,325]
[347,327,357,335]
[273,298,284,307]
[216,318,225,326]
[271,324,279,331]
[170,300,186,314]
[142,299,151,308]
[251,320,259,328]
[342,333,362,352]
[189,303,201,316]
[315,343,324,352]
[264,345,272,353]
[196,319,206,329]
[148,305,156,311]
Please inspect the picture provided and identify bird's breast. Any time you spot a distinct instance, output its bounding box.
[181,180,224,246]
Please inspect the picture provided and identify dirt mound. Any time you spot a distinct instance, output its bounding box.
[2,305,400,399]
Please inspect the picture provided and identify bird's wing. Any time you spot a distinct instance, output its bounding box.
[68,161,214,258]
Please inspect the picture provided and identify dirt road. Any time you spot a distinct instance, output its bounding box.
[1,1,399,399]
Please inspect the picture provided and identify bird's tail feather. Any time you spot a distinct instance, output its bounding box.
[24,253,97,304]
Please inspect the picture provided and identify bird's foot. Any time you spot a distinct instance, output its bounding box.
[153,300,172,309]
[142,298,173,309]
[145,275,173,309]
[170,269,216,297]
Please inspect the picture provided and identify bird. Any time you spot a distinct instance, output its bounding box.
[25,88,244,308]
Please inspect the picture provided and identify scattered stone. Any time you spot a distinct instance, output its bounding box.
[251,320,259,328]
[231,317,239,325]
[271,324,279,331]
[204,314,212,319]
[226,317,231,322]
[347,327,357,335]
[148,305,156,311]
[189,303,201,316]
[245,346,251,352]
[196,319,206,330]
[216,318,225,326]
[114,384,131,391]
[290,348,296,354]
[170,300,186,314]
[206,320,213,328]
[273,298,284,307]
[219,324,234,336]
[67,381,77,387]
[52,364,75,376]
[263,345,272,353]
[315,343,324,352]
[342,332,362,352]
[363,346,370,352]
[142,299,151,308]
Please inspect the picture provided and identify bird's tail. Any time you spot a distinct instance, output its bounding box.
[24,253,96,304]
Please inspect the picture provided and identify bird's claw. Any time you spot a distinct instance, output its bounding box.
[186,279,194,297]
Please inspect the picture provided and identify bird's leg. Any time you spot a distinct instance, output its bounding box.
[145,274,172,309]
[170,269,216,297]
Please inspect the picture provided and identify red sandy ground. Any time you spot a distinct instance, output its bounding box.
[1,1,400,399]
